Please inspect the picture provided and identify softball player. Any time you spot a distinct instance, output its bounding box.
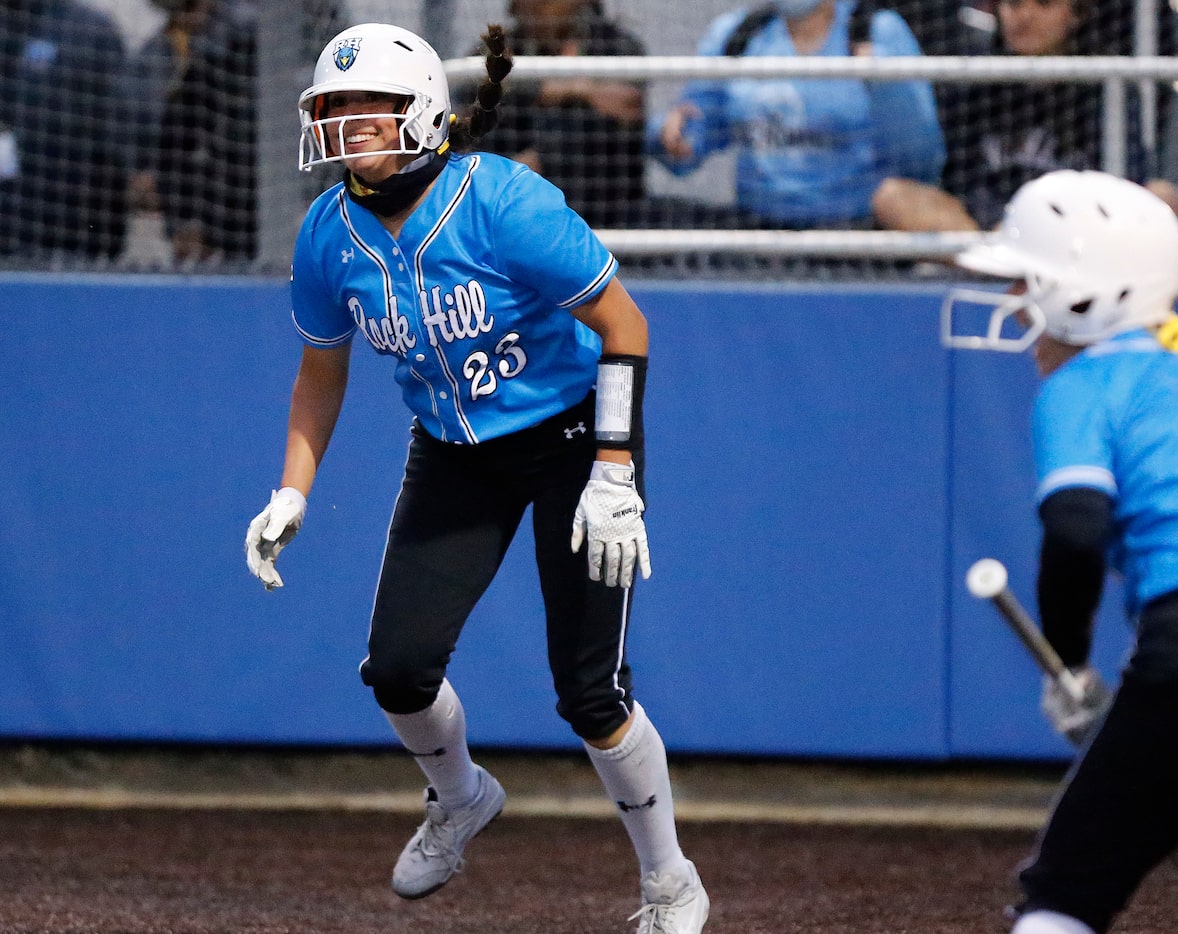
[943,169,1178,934]
[243,22,708,934]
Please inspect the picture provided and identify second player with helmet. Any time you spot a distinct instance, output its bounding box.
[944,169,1178,934]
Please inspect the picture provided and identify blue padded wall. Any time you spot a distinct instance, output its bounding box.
[0,274,1132,759]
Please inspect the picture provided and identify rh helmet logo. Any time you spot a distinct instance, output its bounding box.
[333,37,362,71]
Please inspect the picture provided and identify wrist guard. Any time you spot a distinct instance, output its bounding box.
[595,354,647,450]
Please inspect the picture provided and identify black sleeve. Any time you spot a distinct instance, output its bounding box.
[1037,487,1114,667]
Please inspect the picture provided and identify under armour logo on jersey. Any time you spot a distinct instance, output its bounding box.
[341,248,354,264]
[564,422,587,439]
[617,794,657,813]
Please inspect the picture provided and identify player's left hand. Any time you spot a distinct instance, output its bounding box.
[245,487,307,590]
[1040,665,1112,746]
[570,460,651,588]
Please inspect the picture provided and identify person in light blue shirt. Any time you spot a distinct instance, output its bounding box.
[289,142,611,444]
[243,22,709,934]
[942,169,1178,934]
[1033,338,1178,623]
[648,0,945,229]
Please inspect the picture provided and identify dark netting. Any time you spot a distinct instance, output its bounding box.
[2,0,1176,280]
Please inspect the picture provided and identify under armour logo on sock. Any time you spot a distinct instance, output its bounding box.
[405,746,447,758]
[617,794,657,813]
[564,421,587,439]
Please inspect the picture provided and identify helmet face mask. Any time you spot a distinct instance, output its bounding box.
[940,285,1044,353]
[943,170,1178,353]
[301,96,434,169]
[298,23,451,172]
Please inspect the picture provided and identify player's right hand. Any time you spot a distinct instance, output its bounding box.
[245,487,307,591]
[1040,665,1112,746]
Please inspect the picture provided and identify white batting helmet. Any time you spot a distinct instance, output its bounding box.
[298,23,452,171]
[943,170,1178,351]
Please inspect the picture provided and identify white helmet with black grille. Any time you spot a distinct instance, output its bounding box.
[942,170,1178,351]
[298,23,451,171]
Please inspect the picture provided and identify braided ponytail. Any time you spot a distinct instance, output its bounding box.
[450,25,512,152]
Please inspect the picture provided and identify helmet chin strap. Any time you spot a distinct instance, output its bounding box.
[345,148,450,218]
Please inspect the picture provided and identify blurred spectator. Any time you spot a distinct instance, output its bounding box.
[874,0,1178,231]
[889,0,990,54]
[470,0,647,228]
[131,0,258,265]
[0,0,129,261]
[130,0,205,216]
[647,0,946,230]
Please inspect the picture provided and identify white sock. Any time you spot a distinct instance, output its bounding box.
[1012,910,1097,934]
[583,701,688,877]
[385,678,480,809]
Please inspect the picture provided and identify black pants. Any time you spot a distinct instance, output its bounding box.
[359,393,638,741]
[1017,591,1178,932]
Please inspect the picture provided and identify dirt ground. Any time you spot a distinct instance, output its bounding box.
[2,744,1176,934]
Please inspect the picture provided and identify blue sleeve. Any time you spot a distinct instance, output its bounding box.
[646,11,744,173]
[1032,364,1118,504]
[866,11,946,182]
[493,169,617,308]
[290,211,356,348]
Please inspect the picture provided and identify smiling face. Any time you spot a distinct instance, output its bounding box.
[317,90,417,183]
[998,0,1080,56]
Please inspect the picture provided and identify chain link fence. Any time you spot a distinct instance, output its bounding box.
[4,0,1176,280]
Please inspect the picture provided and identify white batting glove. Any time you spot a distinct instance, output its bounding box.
[1040,665,1112,746]
[570,460,651,588]
[244,487,307,591]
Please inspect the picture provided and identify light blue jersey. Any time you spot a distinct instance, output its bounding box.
[1033,330,1178,615]
[647,2,945,226]
[291,152,616,444]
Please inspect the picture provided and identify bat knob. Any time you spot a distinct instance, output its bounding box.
[966,558,1008,599]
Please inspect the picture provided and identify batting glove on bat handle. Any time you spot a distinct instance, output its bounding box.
[570,460,651,588]
[244,487,307,591]
[1040,665,1112,746]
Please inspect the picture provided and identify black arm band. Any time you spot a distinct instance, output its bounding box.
[594,354,647,451]
[1037,488,1112,667]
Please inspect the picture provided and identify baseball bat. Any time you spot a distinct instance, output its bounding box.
[965,558,1086,704]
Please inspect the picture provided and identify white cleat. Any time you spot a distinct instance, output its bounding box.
[1011,911,1097,934]
[629,860,709,934]
[391,765,506,899]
